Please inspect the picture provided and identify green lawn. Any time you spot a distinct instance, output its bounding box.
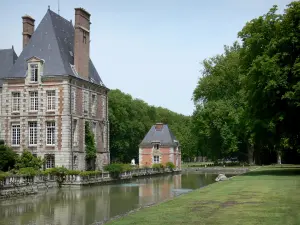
[107,165,300,225]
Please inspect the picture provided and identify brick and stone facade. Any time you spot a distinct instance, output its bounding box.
[0,7,109,170]
[139,123,181,169]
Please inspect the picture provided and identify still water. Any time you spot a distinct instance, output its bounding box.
[0,172,219,225]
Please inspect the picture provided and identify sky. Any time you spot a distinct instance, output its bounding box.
[0,0,294,115]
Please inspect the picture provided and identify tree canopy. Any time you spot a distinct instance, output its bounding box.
[108,89,198,163]
[192,1,300,164]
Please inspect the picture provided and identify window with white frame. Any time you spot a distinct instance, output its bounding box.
[11,124,20,146]
[46,90,56,111]
[45,154,55,169]
[84,92,89,113]
[71,88,76,113]
[29,91,38,111]
[46,121,55,145]
[12,92,20,112]
[153,155,160,164]
[73,119,78,146]
[30,64,38,82]
[91,94,96,116]
[29,121,38,145]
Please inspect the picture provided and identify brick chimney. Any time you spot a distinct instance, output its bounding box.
[74,8,91,80]
[22,15,35,49]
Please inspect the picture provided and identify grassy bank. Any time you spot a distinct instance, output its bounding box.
[107,165,300,225]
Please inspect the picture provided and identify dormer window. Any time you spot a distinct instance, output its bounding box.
[30,64,38,82]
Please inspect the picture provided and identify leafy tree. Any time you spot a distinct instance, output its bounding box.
[15,150,44,170]
[0,144,17,171]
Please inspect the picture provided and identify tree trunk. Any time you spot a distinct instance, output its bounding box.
[247,143,254,165]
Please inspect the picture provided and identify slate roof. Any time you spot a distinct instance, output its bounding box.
[139,124,179,148]
[7,9,105,87]
[0,47,18,86]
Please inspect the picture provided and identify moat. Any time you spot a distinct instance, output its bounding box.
[0,172,226,225]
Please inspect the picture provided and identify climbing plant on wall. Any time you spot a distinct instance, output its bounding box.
[85,121,96,160]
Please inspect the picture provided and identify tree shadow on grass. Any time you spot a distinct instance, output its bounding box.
[241,169,300,176]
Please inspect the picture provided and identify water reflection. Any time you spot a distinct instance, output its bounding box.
[0,172,217,225]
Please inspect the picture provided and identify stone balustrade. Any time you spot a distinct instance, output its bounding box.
[0,168,180,198]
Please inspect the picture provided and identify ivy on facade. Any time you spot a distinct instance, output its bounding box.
[85,121,97,160]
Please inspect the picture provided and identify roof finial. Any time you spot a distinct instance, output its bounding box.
[48,5,50,10]
[58,0,60,15]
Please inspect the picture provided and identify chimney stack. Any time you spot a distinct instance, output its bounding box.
[22,15,35,49]
[74,8,91,80]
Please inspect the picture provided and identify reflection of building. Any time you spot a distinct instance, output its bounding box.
[138,174,182,206]
[0,7,109,170]
[139,123,181,169]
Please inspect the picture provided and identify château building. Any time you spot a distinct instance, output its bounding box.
[139,123,181,169]
[0,7,109,170]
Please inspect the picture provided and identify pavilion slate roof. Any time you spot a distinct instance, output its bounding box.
[0,47,18,86]
[139,124,179,148]
[7,9,105,86]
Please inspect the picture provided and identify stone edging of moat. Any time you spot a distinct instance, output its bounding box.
[0,169,181,199]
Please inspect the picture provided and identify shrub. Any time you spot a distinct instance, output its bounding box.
[104,163,131,178]
[166,162,176,170]
[152,163,164,169]
[0,144,17,171]
[15,150,44,170]
[0,171,11,181]
[17,167,37,177]
[67,170,81,175]
[79,171,101,177]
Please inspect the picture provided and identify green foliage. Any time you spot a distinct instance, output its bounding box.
[79,171,102,177]
[152,163,165,169]
[85,121,97,160]
[104,163,132,178]
[17,167,37,177]
[166,162,176,170]
[44,166,68,188]
[109,89,198,163]
[0,171,11,181]
[15,150,44,170]
[0,144,17,172]
[67,170,81,175]
[191,1,300,164]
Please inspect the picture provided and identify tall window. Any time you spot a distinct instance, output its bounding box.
[29,91,38,111]
[84,92,89,114]
[12,92,20,112]
[45,154,55,169]
[71,88,76,113]
[29,122,37,145]
[46,90,56,111]
[11,124,20,146]
[30,64,38,82]
[93,122,97,138]
[102,96,106,119]
[46,121,55,145]
[91,94,96,116]
[73,119,78,146]
[153,155,160,164]
[154,144,160,150]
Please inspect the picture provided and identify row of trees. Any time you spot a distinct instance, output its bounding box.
[108,89,198,163]
[192,2,300,164]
